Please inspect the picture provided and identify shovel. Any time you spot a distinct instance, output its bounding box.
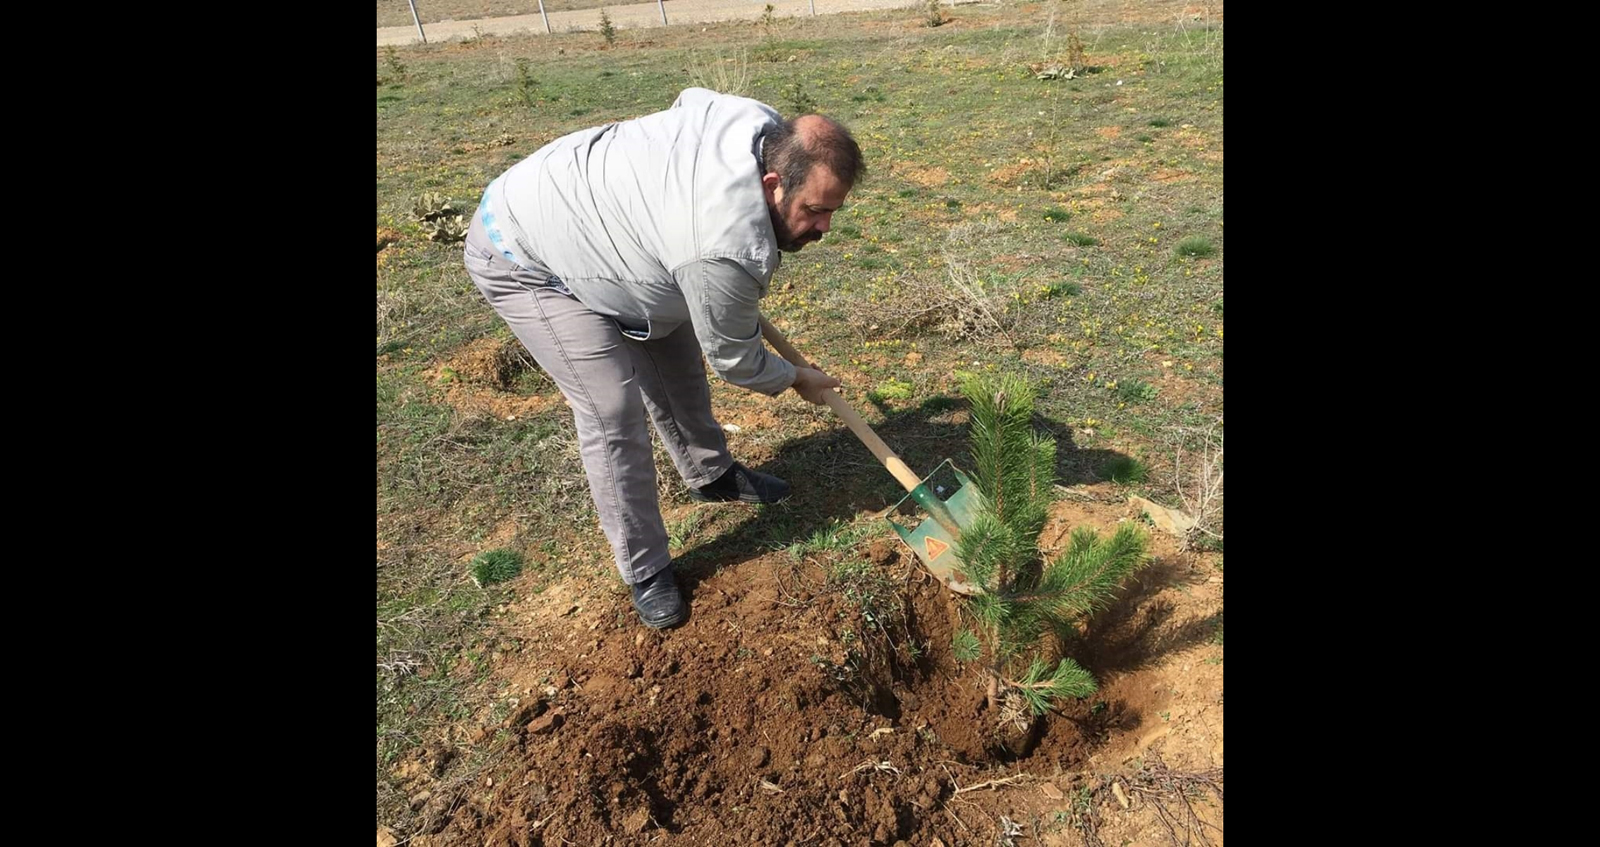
[759,316,981,595]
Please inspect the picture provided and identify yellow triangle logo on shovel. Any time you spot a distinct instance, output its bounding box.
[924,536,950,561]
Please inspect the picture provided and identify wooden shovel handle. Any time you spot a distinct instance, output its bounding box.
[759,316,924,494]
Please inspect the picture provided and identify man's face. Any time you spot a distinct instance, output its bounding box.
[764,167,851,253]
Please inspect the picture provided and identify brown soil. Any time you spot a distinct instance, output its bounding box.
[437,338,566,420]
[899,165,951,188]
[398,495,1223,846]
[377,227,404,253]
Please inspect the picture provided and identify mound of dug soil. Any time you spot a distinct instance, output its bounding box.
[405,499,1221,846]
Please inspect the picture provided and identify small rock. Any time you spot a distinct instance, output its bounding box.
[408,790,431,811]
[485,777,494,787]
[561,604,579,617]
[1040,783,1065,801]
[1112,781,1131,809]
[635,632,646,647]
[748,746,770,768]
[623,807,651,834]
[377,827,399,847]
[526,710,565,735]
[1129,495,1197,537]
[722,423,743,433]
[930,839,948,847]
[838,789,849,805]
[626,661,642,678]
[506,700,547,728]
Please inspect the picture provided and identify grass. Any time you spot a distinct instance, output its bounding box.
[469,548,524,585]
[1105,455,1150,485]
[667,509,709,550]
[785,518,876,560]
[1042,279,1081,298]
[1118,379,1159,402]
[828,557,900,627]
[378,0,1222,829]
[867,377,915,403]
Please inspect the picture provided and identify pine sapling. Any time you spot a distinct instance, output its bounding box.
[951,372,1150,726]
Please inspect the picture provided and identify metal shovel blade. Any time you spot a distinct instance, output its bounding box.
[885,460,983,595]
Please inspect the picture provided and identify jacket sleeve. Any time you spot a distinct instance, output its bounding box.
[672,258,797,396]
[670,87,717,111]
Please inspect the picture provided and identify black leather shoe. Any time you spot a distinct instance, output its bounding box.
[688,462,791,504]
[631,566,687,629]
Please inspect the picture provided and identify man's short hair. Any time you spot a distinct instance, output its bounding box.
[761,115,865,193]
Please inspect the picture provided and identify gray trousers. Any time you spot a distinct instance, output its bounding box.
[463,216,733,585]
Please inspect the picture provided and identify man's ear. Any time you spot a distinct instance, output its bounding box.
[761,171,783,204]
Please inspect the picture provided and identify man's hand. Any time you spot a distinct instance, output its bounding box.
[791,366,842,405]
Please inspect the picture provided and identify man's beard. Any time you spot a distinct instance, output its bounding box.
[770,204,822,253]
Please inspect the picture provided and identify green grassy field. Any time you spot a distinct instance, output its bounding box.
[378,0,1222,830]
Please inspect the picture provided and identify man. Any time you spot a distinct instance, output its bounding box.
[463,88,863,629]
